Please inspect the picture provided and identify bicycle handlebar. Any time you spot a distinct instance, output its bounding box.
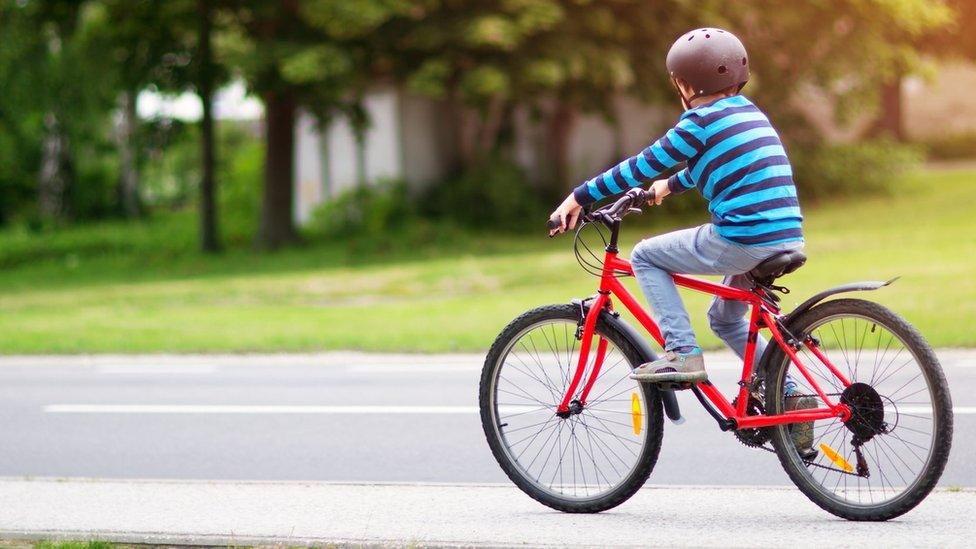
[547,187,655,236]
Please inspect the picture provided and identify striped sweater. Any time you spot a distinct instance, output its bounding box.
[572,95,803,246]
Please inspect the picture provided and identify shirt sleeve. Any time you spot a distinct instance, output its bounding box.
[667,168,696,195]
[572,117,705,206]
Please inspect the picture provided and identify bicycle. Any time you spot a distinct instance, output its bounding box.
[479,187,952,521]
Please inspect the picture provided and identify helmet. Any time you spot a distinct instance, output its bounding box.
[666,28,749,100]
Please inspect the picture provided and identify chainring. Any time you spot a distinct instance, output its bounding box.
[732,395,772,447]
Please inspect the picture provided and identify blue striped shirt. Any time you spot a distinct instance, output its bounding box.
[572,95,803,246]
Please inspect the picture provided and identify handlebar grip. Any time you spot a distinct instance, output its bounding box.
[547,215,562,236]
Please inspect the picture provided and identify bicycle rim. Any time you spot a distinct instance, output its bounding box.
[488,318,648,502]
[771,312,941,508]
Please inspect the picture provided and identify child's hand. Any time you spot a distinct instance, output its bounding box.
[548,194,582,236]
[649,179,671,206]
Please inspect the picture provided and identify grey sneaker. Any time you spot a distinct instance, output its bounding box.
[785,389,818,460]
[629,349,707,384]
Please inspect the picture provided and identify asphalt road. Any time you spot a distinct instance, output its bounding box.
[0,351,972,486]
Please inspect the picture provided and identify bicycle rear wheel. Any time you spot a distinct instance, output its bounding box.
[480,304,663,513]
[764,299,952,521]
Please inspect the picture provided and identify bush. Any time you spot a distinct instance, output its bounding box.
[218,133,263,246]
[420,156,547,230]
[790,140,922,202]
[308,179,416,239]
[915,132,976,161]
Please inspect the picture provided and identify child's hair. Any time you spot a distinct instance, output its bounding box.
[717,84,740,97]
[675,78,740,99]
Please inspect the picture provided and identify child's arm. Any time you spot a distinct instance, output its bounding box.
[572,118,704,207]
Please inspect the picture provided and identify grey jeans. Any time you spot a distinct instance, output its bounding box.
[630,224,804,365]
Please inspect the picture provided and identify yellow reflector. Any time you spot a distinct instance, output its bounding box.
[819,443,854,473]
[631,392,642,436]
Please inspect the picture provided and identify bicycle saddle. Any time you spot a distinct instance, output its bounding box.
[748,250,807,285]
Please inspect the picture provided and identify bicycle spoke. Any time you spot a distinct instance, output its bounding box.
[772,310,942,509]
[490,318,646,503]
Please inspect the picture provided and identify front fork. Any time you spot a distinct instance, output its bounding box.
[557,294,609,415]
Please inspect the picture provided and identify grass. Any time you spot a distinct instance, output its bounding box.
[0,166,974,354]
[33,543,113,549]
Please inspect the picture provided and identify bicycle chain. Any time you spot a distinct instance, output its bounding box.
[738,391,868,478]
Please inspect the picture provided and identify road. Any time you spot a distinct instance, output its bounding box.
[0,351,972,486]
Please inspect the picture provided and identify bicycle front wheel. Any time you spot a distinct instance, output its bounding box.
[764,299,953,521]
[480,304,664,513]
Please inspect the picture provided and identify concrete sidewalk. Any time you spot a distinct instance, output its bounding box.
[0,479,972,548]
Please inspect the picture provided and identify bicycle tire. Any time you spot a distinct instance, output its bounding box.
[480,304,664,513]
[763,298,953,521]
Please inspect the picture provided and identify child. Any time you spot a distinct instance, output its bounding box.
[548,28,804,385]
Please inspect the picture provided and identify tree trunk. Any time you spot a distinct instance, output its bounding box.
[870,74,905,141]
[545,99,577,195]
[117,89,140,218]
[445,87,479,171]
[256,89,299,249]
[198,0,220,253]
[477,96,506,158]
[38,112,71,222]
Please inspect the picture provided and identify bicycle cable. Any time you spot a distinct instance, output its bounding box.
[572,221,635,279]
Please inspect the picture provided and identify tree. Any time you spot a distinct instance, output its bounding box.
[223,0,405,250]
[195,0,219,251]
[95,1,191,218]
[386,1,679,190]
[1,0,120,224]
[692,1,951,144]
[389,0,952,189]
[99,0,229,251]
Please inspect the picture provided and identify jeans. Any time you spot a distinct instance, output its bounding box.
[630,224,804,368]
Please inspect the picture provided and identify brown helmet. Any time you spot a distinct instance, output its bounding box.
[666,28,749,100]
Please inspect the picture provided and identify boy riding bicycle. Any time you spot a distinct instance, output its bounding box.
[549,28,804,387]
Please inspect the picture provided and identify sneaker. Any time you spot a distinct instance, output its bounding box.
[785,385,818,460]
[629,348,707,384]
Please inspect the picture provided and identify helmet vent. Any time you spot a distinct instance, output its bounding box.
[717,65,728,74]
[705,33,711,38]
[742,57,747,65]
[688,35,694,41]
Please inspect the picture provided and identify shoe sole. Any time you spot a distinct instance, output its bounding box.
[629,371,708,384]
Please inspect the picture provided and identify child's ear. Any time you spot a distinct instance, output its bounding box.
[675,78,698,99]
[673,78,693,108]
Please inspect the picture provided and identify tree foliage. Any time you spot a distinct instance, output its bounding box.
[0,0,966,243]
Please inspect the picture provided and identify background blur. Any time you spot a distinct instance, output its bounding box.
[0,0,974,354]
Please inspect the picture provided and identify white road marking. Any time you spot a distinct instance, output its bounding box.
[345,364,481,373]
[900,406,976,415]
[95,364,218,375]
[42,404,545,415]
[41,404,976,415]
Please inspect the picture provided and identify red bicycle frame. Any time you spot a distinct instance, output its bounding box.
[557,245,853,430]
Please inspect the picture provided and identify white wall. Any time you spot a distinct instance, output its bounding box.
[362,90,403,183]
[400,93,454,191]
[293,114,325,225]
[292,87,674,225]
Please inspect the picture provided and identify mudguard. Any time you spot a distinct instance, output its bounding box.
[572,298,684,425]
[783,278,898,324]
[758,278,900,376]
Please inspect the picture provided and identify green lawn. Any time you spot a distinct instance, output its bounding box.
[1,166,974,353]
